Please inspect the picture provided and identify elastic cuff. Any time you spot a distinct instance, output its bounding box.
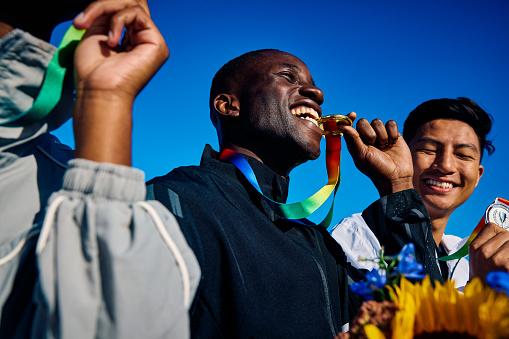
[363,189,429,224]
[383,189,429,221]
[62,159,146,202]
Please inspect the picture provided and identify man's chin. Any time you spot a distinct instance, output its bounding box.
[307,148,321,160]
[298,144,320,163]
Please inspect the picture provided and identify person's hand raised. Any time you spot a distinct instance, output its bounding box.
[339,116,414,196]
[73,0,167,101]
[71,0,167,165]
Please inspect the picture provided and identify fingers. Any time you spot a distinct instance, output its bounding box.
[470,223,507,252]
[491,240,509,271]
[108,6,151,48]
[73,0,166,54]
[385,120,399,145]
[337,115,402,157]
[73,0,150,36]
[353,118,400,149]
[339,125,369,161]
[371,119,389,147]
[346,111,357,123]
[469,223,509,279]
[476,229,509,259]
[356,118,376,145]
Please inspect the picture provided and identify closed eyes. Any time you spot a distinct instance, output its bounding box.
[277,71,299,84]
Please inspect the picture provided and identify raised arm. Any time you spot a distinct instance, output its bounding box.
[338,117,442,281]
[72,0,166,165]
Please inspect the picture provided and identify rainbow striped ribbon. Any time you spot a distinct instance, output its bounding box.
[438,216,486,261]
[2,25,85,126]
[219,134,342,229]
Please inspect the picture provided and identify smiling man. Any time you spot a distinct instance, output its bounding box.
[404,98,491,244]
[404,98,509,283]
[332,97,505,289]
[148,49,440,338]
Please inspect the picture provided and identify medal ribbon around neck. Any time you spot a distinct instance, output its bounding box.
[219,115,350,230]
[439,197,509,261]
[2,25,85,126]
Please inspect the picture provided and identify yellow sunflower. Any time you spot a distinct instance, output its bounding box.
[363,277,509,339]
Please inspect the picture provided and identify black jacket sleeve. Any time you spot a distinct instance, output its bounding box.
[361,189,443,282]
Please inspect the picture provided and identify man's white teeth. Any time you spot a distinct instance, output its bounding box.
[302,116,319,127]
[290,106,319,127]
[425,179,453,189]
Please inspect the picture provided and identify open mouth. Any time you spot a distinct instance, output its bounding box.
[290,106,320,128]
[423,178,455,191]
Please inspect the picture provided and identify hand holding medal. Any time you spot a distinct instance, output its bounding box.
[337,115,415,197]
[439,197,509,280]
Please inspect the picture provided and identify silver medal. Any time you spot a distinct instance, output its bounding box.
[486,203,509,230]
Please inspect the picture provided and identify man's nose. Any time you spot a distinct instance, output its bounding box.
[299,85,324,105]
[433,151,455,174]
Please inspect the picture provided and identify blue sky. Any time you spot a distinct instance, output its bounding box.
[53,0,509,238]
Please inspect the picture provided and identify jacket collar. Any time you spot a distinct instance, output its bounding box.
[200,144,289,203]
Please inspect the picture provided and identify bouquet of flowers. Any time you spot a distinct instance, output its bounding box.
[339,244,509,339]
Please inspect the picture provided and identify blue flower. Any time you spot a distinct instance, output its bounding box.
[350,269,387,300]
[486,271,509,296]
[395,243,425,281]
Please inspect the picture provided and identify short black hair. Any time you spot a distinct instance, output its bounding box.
[209,49,286,127]
[403,97,495,158]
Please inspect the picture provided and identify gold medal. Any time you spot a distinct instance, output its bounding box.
[317,114,353,136]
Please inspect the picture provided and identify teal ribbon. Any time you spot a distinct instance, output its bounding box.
[2,26,85,126]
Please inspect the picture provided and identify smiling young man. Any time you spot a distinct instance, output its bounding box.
[332,97,503,288]
[148,49,440,338]
[404,98,492,244]
[404,98,506,284]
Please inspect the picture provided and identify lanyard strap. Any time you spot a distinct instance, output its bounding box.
[219,134,342,229]
[3,26,85,126]
[439,197,509,261]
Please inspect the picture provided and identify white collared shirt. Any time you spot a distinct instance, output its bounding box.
[331,214,469,289]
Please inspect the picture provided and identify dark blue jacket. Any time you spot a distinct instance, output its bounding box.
[147,145,441,339]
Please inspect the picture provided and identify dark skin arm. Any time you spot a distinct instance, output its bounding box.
[339,116,414,196]
[1,0,162,166]
[72,0,168,165]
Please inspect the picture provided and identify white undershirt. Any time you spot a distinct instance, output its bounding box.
[330,214,469,289]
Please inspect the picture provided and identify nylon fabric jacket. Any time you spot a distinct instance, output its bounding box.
[147,145,442,339]
[0,29,200,339]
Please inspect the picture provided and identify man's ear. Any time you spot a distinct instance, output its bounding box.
[475,164,484,187]
[213,94,240,118]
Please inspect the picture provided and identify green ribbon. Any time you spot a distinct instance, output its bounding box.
[2,26,85,126]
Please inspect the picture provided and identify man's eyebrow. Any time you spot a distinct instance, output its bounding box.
[281,63,299,70]
[415,137,479,152]
[455,143,479,152]
[414,137,439,145]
